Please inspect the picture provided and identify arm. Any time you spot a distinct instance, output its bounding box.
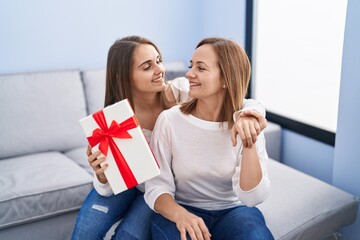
[165,77,191,104]
[144,112,210,240]
[232,132,270,207]
[87,146,114,196]
[231,100,268,148]
[165,77,267,147]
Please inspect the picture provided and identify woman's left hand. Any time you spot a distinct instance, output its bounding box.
[231,110,267,148]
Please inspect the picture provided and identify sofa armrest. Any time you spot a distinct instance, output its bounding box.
[264,122,282,161]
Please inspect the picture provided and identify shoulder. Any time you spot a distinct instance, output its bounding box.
[161,105,182,119]
[156,105,182,128]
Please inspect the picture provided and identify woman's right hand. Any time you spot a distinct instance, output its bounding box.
[174,209,211,240]
[87,145,108,184]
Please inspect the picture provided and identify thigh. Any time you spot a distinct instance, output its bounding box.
[71,187,138,240]
[112,193,153,240]
[211,206,274,240]
[151,212,190,240]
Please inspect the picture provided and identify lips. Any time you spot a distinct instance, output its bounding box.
[151,74,163,83]
[189,81,201,87]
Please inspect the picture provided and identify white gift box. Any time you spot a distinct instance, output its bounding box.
[79,99,160,195]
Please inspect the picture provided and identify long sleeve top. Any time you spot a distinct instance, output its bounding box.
[144,106,270,210]
[93,77,267,197]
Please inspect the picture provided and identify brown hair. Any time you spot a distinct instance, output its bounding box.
[180,37,251,128]
[104,36,170,111]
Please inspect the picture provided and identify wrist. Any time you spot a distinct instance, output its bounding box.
[96,174,108,184]
[233,110,243,122]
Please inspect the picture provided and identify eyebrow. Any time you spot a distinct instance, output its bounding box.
[138,60,152,69]
[190,60,209,68]
[138,55,161,69]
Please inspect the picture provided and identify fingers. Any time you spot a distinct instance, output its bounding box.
[87,148,108,183]
[178,215,210,240]
[254,121,261,135]
[241,110,268,132]
[230,126,238,146]
[243,124,253,148]
[198,221,211,240]
[259,116,268,131]
[180,228,187,240]
[240,109,262,119]
[186,219,210,240]
[92,156,107,173]
[237,125,247,148]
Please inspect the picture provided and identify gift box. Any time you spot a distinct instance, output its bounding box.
[79,99,160,195]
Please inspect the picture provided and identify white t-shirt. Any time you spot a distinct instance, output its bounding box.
[144,106,270,210]
[93,77,266,197]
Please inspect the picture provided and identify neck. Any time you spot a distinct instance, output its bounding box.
[132,91,161,112]
[193,99,224,122]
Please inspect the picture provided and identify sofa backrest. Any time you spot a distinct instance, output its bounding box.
[0,70,88,159]
[82,69,106,115]
[81,69,188,116]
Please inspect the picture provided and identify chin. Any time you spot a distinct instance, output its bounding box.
[155,83,166,92]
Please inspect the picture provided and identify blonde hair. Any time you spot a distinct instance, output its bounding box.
[180,37,251,128]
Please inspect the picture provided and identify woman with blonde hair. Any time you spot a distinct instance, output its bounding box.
[145,37,273,240]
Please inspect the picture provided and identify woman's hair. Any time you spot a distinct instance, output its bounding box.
[180,37,251,128]
[104,36,170,111]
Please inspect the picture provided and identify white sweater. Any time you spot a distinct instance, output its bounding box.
[93,77,267,196]
[144,106,270,210]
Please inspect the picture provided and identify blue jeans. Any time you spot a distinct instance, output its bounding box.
[151,204,274,240]
[71,187,152,240]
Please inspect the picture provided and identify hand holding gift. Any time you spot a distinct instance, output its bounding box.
[79,99,160,195]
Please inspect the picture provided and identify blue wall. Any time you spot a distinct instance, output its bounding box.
[0,0,201,74]
[0,0,246,75]
[281,130,334,183]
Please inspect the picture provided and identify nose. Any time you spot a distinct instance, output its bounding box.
[155,63,164,75]
[186,68,194,79]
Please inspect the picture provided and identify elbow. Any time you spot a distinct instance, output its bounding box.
[241,192,269,207]
[237,178,271,207]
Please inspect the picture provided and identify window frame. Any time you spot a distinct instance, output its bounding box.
[245,0,335,146]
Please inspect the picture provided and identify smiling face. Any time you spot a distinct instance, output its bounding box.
[131,44,166,95]
[186,44,225,101]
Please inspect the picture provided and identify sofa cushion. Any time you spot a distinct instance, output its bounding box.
[259,159,359,240]
[0,70,88,159]
[82,69,106,115]
[64,146,93,175]
[0,152,93,229]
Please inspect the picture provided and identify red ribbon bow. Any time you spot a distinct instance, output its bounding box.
[87,110,139,189]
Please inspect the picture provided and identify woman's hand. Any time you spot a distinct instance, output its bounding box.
[174,210,211,240]
[87,145,108,184]
[231,110,267,148]
[154,194,211,240]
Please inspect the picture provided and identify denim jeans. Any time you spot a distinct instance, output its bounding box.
[151,204,274,240]
[71,187,152,240]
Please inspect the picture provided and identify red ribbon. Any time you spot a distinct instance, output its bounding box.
[87,110,139,189]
